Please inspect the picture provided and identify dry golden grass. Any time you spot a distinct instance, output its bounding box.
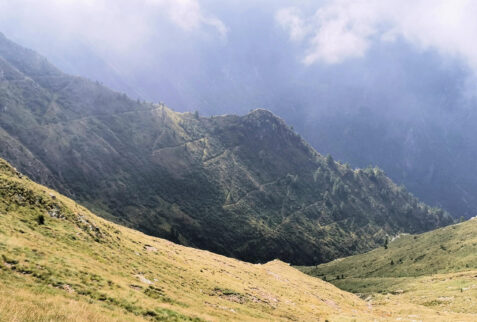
[366,270,477,320]
[0,161,376,321]
[0,158,476,321]
[0,286,139,322]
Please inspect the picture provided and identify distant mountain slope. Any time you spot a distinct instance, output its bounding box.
[0,33,452,265]
[305,109,477,220]
[300,217,477,280]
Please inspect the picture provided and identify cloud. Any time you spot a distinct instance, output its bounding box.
[148,0,227,38]
[276,7,308,42]
[276,0,477,71]
[0,0,227,54]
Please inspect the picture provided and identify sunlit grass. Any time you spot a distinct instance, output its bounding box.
[0,158,376,321]
[1,157,477,321]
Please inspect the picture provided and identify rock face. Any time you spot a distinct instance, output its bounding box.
[0,33,452,265]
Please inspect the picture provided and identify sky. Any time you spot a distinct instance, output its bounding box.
[277,1,477,67]
[1,0,477,109]
[2,0,477,216]
[3,0,477,67]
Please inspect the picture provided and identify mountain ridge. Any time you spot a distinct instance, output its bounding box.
[0,33,453,265]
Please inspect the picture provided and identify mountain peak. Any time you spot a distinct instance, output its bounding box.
[246,108,285,124]
[247,108,276,117]
[0,35,452,266]
[243,108,294,137]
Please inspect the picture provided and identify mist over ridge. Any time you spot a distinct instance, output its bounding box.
[2,0,477,217]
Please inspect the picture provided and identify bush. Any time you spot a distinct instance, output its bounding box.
[37,214,45,225]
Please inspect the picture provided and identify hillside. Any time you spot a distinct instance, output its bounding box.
[299,217,477,299]
[300,218,477,280]
[298,218,477,318]
[11,1,477,222]
[2,158,477,321]
[0,32,452,265]
[0,157,378,321]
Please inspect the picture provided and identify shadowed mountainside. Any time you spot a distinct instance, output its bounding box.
[0,33,452,265]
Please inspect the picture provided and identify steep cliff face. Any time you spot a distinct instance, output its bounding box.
[0,33,452,265]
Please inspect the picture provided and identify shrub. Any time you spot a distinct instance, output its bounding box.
[37,214,45,225]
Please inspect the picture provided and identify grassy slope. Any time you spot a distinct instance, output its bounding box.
[300,218,477,280]
[1,161,476,321]
[298,219,477,318]
[350,270,477,316]
[2,164,477,322]
[0,158,382,321]
[0,30,453,265]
